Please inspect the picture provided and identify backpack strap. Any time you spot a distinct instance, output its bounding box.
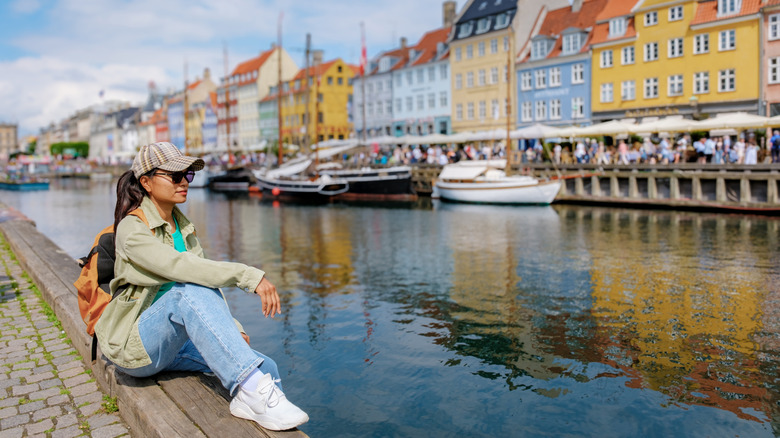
[127,208,150,227]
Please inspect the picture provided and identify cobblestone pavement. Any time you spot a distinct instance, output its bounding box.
[0,242,132,438]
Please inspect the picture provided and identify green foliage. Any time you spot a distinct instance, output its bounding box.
[102,395,119,413]
[50,141,89,158]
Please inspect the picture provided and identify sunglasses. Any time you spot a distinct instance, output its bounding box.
[153,170,195,184]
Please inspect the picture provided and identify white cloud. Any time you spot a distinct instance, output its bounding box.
[10,0,42,14]
[2,0,453,135]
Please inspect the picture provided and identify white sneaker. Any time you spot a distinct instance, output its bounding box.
[230,373,309,431]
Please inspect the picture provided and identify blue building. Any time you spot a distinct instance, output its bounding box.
[167,97,185,150]
[516,0,606,128]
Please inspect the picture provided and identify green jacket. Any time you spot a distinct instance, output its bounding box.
[94,196,265,369]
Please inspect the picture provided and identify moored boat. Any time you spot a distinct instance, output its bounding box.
[319,166,415,200]
[253,160,349,202]
[0,180,50,191]
[434,160,561,205]
[207,167,256,191]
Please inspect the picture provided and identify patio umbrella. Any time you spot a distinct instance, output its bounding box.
[415,133,451,144]
[577,120,638,137]
[695,112,768,130]
[510,123,561,139]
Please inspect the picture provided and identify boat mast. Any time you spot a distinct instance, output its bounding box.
[277,12,284,166]
[183,60,189,155]
[304,33,311,155]
[360,22,367,147]
[223,43,231,165]
[505,27,512,166]
[314,54,320,174]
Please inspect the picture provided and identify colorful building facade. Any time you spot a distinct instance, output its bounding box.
[517,0,607,127]
[591,0,761,122]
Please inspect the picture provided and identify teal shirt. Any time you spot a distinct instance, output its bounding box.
[152,217,186,303]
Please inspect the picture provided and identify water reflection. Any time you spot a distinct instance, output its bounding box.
[2,181,779,436]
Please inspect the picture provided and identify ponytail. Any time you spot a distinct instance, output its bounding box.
[114,170,148,234]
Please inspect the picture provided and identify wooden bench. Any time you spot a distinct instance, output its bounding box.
[0,206,308,438]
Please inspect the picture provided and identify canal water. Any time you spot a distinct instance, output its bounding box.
[2,178,779,437]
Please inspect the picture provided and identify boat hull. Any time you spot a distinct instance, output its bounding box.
[435,179,561,205]
[0,181,50,191]
[207,168,255,192]
[321,167,414,196]
[256,176,349,203]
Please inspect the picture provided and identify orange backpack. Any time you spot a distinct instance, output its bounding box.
[73,209,148,339]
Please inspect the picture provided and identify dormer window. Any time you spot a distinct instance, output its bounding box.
[531,39,551,60]
[479,1,487,10]
[609,18,627,37]
[436,42,444,55]
[458,21,473,38]
[495,13,510,29]
[379,57,391,72]
[718,0,741,16]
[476,18,491,34]
[562,33,582,55]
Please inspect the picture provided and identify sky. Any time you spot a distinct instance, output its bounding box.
[0,0,457,137]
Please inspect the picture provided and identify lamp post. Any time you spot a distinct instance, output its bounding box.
[689,95,700,120]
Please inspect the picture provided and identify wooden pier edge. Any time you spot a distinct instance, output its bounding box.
[0,204,308,438]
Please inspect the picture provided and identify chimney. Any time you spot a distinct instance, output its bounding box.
[443,1,457,28]
[203,67,211,80]
[572,0,583,13]
[400,37,407,48]
[312,50,324,66]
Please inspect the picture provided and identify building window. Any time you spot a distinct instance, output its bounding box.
[521,71,532,90]
[440,92,448,107]
[406,96,413,111]
[535,69,547,89]
[572,97,584,118]
[532,40,550,60]
[478,69,486,86]
[609,18,627,37]
[467,72,474,88]
[455,47,462,61]
[694,71,710,93]
[549,67,561,87]
[467,102,474,120]
[694,34,709,54]
[668,38,683,58]
[622,80,635,100]
[491,99,499,119]
[458,22,473,39]
[521,101,532,121]
[417,94,424,110]
[535,100,547,120]
[466,45,473,59]
[644,78,659,98]
[600,50,613,68]
[440,64,448,79]
[476,18,490,34]
[572,63,584,84]
[669,6,683,21]
[496,13,510,29]
[718,0,742,16]
[719,69,736,92]
[490,38,498,54]
[668,74,683,96]
[644,42,659,61]
[621,46,635,65]
[428,67,436,81]
[367,102,374,116]
[645,11,658,26]
[478,41,485,57]
[719,29,736,51]
[550,99,561,120]
[395,98,402,112]
[456,103,463,120]
[562,33,581,55]
[417,69,424,83]
[771,15,780,40]
[428,93,436,108]
[504,36,510,51]
[406,71,413,85]
[479,101,486,119]
[600,83,613,103]
[490,67,499,84]
[455,73,462,89]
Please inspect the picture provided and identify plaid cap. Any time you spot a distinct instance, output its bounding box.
[131,142,205,178]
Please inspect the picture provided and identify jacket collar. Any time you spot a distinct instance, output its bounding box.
[139,196,195,236]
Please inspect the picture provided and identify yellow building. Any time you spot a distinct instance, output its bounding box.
[449,0,568,134]
[274,58,358,147]
[591,0,762,122]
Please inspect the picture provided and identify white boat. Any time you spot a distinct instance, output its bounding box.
[252,159,349,202]
[433,159,561,205]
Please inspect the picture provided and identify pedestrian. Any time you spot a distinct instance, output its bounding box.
[617,139,629,164]
[745,134,758,165]
[703,136,715,163]
[734,135,746,164]
[771,130,780,163]
[99,142,309,431]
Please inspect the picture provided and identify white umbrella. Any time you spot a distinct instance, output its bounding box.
[510,123,561,139]
[695,112,768,130]
[446,132,472,143]
[765,115,780,128]
[415,133,451,144]
[578,120,638,137]
[467,129,508,141]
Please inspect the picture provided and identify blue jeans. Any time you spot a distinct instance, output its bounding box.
[113,283,280,395]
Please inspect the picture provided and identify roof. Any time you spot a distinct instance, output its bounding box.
[187,79,202,90]
[589,16,637,46]
[595,0,639,22]
[524,0,608,60]
[690,0,761,26]
[231,48,276,76]
[453,0,516,41]
[209,92,217,110]
[458,0,515,22]
[410,27,451,66]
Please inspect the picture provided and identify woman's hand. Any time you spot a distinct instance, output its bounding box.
[241,332,250,345]
[254,277,281,318]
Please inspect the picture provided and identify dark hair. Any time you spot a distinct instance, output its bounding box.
[114,170,149,234]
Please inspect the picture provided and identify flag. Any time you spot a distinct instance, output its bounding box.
[360,23,367,76]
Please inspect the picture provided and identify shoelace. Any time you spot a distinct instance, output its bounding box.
[258,378,284,408]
